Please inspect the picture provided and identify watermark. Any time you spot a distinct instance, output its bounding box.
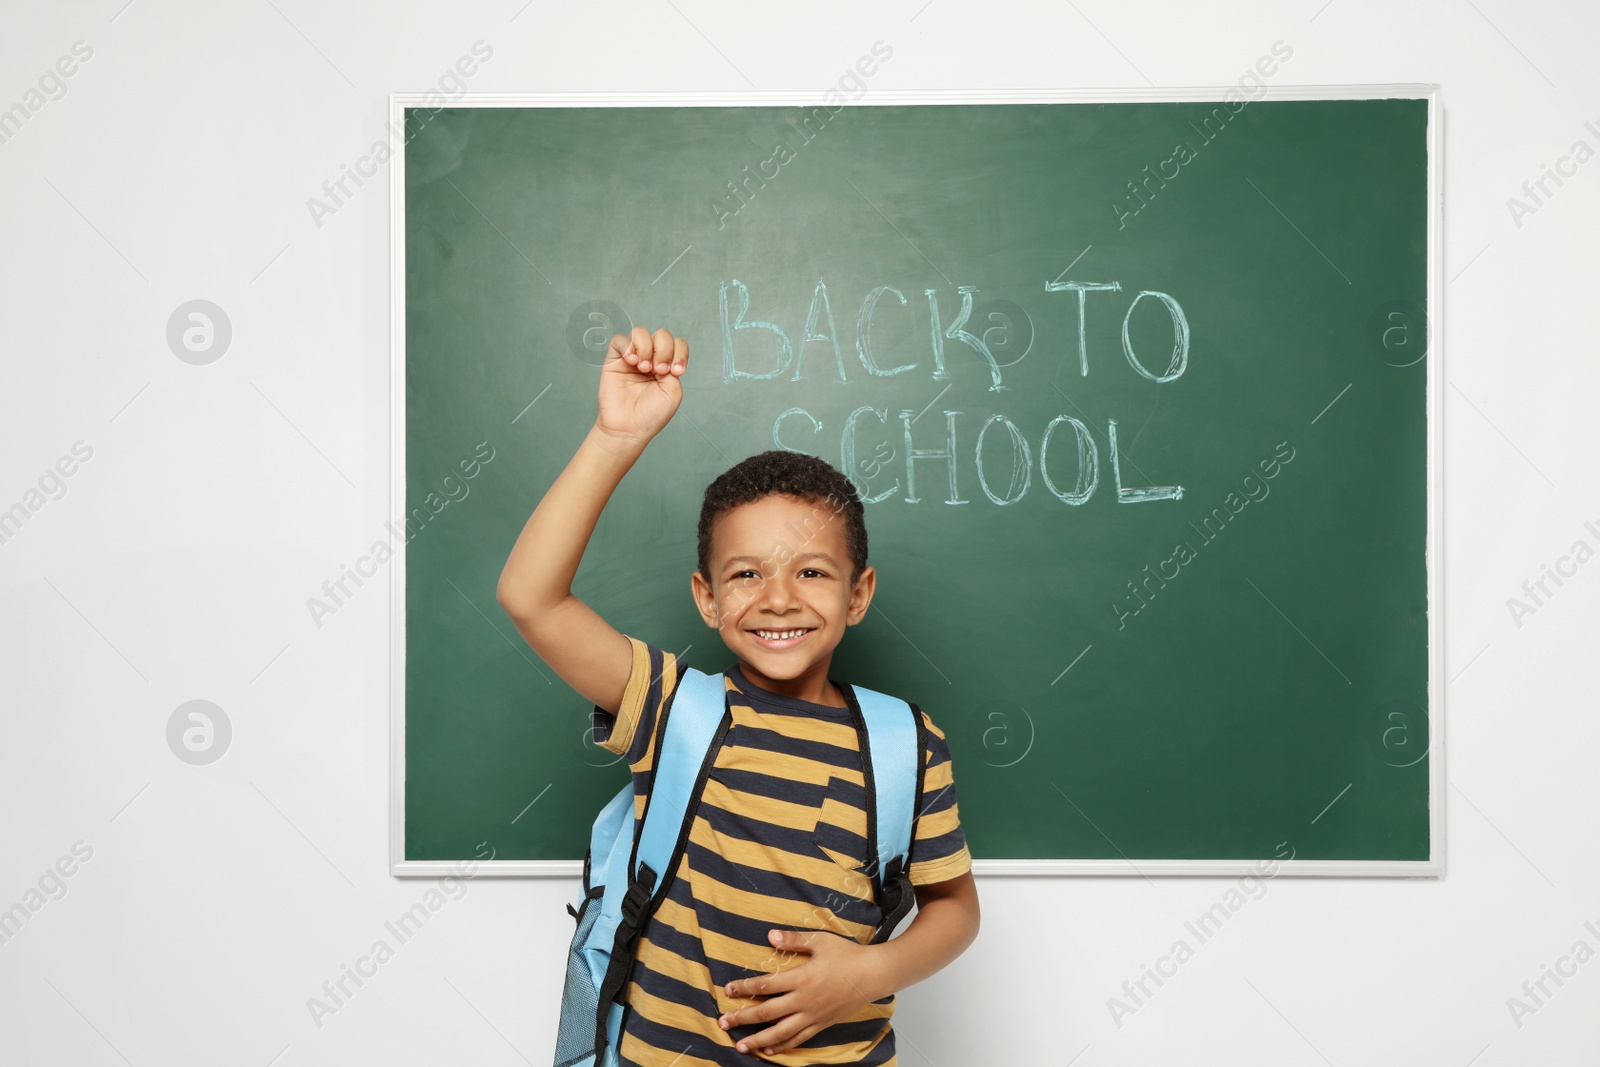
[710,40,893,229]
[167,300,232,365]
[1112,440,1297,628]
[729,885,865,1054]
[1505,517,1600,629]
[167,700,232,765]
[0,40,93,147]
[575,715,625,768]
[1366,299,1428,368]
[853,439,897,498]
[306,441,496,628]
[0,841,94,947]
[971,299,1034,369]
[1371,697,1428,768]
[1107,841,1296,1028]
[968,698,1035,768]
[0,439,94,547]
[1505,918,1600,1029]
[1505,120,1600,229]
[306,849,491,1027]
[1112,40,1294,229]
[305,40,494,229]
[567,299,632,365]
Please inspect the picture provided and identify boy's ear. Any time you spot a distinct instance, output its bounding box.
[845,564,876,625]
[690,570,721,628]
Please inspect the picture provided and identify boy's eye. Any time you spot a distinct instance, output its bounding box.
[729,566,819,575]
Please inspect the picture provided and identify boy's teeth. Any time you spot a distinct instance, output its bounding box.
[756,629,807,639]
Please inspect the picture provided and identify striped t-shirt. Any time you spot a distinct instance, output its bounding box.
[590,636,972,1067]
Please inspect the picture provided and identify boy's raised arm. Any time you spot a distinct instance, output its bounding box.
[495,326,689,715]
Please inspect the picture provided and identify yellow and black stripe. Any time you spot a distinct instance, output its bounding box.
[589,637,971,1067]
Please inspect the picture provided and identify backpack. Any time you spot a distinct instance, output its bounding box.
[551,663,928,1067]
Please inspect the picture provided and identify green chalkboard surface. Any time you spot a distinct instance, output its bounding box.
[395,91,1439,875]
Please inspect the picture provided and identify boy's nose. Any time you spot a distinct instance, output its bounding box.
[758,577,797,610]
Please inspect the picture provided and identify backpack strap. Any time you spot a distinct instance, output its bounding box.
[845,682,927,944]
[631,667,728,886]
[592,665,730,1059]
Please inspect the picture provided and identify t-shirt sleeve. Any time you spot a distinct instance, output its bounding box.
[906,708,972,885]
[590,636,683,774]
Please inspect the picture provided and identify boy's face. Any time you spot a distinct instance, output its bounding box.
[690,493,874,697]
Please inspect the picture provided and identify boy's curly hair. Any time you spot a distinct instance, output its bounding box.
[697,450,869,585]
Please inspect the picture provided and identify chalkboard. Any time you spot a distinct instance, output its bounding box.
[389,88,1442,877]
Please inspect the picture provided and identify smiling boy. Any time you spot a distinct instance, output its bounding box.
[497,326,980,1065]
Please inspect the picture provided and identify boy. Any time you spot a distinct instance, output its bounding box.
[497,325,980,1065]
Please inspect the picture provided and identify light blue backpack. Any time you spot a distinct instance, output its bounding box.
[551,663,927,1067]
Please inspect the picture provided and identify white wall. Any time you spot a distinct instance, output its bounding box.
[2,0,1596,1063]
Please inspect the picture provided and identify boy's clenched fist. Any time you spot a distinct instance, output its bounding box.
[596,326,690,449]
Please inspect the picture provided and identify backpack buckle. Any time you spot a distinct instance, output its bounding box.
[620,862,657,930]
[870,855,914,945]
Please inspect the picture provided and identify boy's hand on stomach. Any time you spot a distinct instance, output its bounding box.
[595,326,688,451]
[717,928,888,1057]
